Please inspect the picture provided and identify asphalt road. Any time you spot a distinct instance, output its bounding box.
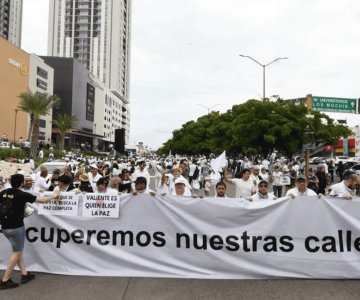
[1,272,360,300]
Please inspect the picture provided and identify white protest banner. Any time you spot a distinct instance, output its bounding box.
[279,174,291,186]
[2,195,360,279]
[37,192,79,216]
[81,193,120,218]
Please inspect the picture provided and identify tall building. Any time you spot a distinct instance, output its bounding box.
[48,0,131,100]
[48,0,131,146]
[0,0,23,47]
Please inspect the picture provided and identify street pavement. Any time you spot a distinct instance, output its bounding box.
[1,272,360,300]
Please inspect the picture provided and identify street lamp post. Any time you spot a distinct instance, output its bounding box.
[239,54,288,100]
[198,104,221,114]
[13,109,18,142]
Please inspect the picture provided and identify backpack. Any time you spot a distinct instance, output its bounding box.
[0,190,14,225]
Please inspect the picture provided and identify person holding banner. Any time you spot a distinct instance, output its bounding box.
[215,182,227,198]
[0,174,60,290]
[285,175,318,198]
[250,180,277,201]
[328,173,360,200]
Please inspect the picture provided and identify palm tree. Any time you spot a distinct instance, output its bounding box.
[18,91,60,158]
[53,114,76,149]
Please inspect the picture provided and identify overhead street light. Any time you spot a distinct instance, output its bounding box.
[198,103,221,114]
[239,54,288,100]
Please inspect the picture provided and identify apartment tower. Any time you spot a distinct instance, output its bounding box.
[48,0,131,145]
[0,0,22,47]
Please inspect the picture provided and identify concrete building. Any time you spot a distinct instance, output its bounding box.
[0,0,22,47]
[28,55,54,143]
[41,56,130,150]
[47,0,131,145]
[0,36,28,142]
[0,37,55,144]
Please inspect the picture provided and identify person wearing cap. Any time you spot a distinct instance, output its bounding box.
[250,180,277,201]
[328,173,360,200]
[87,164,102,193]
[0,174,60,290]
[132,160,150,187]
[285,175,317,197]
[77,173,94,193]
[132,177,155,196]
[172,177,192,196]
[119,169,132,193]
[171,167,192,195]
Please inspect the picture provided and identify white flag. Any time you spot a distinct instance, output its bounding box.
[211,151,227,172]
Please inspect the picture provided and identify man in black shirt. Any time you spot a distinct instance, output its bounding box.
[0,174,60,290]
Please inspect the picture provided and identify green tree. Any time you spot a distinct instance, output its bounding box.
[18,91,60,158]
[158,99,352,157]
[53,114,76,149]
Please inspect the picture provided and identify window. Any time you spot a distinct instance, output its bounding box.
[37,67,48,79]
[39,119,46,128]
[36,79,47,91]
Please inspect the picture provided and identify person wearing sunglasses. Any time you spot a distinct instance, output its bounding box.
[250,180,277,201]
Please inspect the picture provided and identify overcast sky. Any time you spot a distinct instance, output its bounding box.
[22,0,360,149]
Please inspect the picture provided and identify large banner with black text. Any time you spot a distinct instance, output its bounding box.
[1,195,360,279]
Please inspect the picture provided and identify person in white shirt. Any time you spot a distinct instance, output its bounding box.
[261,158,270,170]
[251,180,277,201]
[215,182,227,198]
[286,175,318,197]
[328,173,360,200]
[158,173,173,195]
[34,169,51,192]
[224,167,255,198]
[250,165,262,193]
[172,178,192,197]
[132,160,150,187]
[88,164,103,193]
[271,165,283,198]
[132,177,155,196]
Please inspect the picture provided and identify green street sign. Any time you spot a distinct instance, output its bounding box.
[312,96,357,113]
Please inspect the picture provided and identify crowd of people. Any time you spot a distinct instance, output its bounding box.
[1,153,360,289]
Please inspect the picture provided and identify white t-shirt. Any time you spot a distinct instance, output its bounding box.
[328,181,355,198]
[272,171,283,186]
[251,192,276,201]
[232,178,254,198]
[285,187,317,197]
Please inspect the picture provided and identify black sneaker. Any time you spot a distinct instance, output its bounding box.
[0,279,19,289]
[21,272,35,284]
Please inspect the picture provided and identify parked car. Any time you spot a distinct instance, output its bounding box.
[0,141,11,148]
[347,164,360,176]
[334,156,349,166]
[32,161,68,181]
[310,157,325,164]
